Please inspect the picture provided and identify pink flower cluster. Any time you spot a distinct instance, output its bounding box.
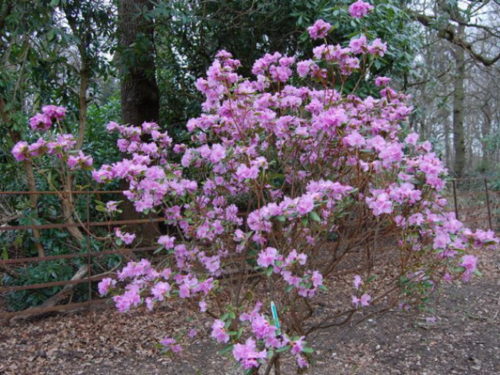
[29,105,66,131]
[234,303,312,369]
[11,106,93,171]
[160,337,182,353]
[348,0,374,18]
[67,151,93,170]
[307,19,331,39]
[114,227,136,245]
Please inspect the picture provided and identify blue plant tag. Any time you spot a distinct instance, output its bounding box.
[271,301,281,335]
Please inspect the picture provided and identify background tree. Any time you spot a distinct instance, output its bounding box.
[118,0,159,126]
[407,0,500,177]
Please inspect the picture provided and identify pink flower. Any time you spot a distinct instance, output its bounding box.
[158,235,175,249]
[296,194,315,215]
[113,287,141,312]
[114,227,136,245]
[379,142,403,166]
[348,0,374,18]
[352,293,371,307]
[29,113,52,131]
[41,105,66,120]
[291,336,306,355]
[349,35,368,54]
[404,132,419,145]
[250,314,276,340]
[307,19,331,39]
[366,192,393,216]
[296,354,309,368]
[343,131,366,148]
[209,144,226,163]
[211,319,229,343]
[141,121,159,133]
[236,164,259,181]
[460,255,477,281]
[11,141,30,161]
[367,38,387,57]
[105,201,120,213]
[98,277,116,296]
[117,259,153,280]
[66,151,93,170]
[296,60,314,78]
[160,337,182,353]
[360,293,371,306]
[28,138,47,157]
[151,281,171,301]
[232,338,267,369]
[353,275,362,289]
[257,247,280,268]
[374,76,391,87]
[311,270,323,288]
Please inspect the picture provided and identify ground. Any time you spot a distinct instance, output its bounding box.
[1,249,498,375]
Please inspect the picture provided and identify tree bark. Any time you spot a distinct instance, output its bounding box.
[117,0,160,242]
[118,0,159,126]
[63,4,90,150]
[452,24,466,178]
[481,101,492,167]
[75,63,89,149]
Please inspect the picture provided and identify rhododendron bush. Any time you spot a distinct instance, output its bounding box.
[93,21,496,375]
[13,4,497,373]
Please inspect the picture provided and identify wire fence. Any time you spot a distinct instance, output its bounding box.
[446,177,498,231]
[0,178,498,320]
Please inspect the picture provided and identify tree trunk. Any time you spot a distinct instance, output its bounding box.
[76,64,89,149]
[481,102,492,168]
[442,109,451,170]
[452,24,466,178]
[117,0,160,242]
[118,0,159,125]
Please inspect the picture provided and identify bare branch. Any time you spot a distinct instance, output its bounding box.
[409,11,500,67]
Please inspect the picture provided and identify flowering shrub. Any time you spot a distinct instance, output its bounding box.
[15,3,496,373]
[93,10,497,373]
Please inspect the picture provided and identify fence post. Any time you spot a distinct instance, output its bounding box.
[452,179,459,220]
[484,178,493,230]
[87,192,92,302]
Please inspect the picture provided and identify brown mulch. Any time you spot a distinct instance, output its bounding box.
[1,249,499,375]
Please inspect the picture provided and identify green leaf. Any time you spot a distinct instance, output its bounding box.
[275,215,286,223]
[309,211,321,223]
[218,344,234,355]
[276,345,290,353]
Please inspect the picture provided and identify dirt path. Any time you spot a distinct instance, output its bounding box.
[1,250,498,375]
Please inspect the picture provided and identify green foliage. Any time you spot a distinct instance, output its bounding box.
[3,259,79,311]
[2,233,124,311]
[85,96,122,168]
[153,0,418,134]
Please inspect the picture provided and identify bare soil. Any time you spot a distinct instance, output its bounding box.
[1,249,498,375]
